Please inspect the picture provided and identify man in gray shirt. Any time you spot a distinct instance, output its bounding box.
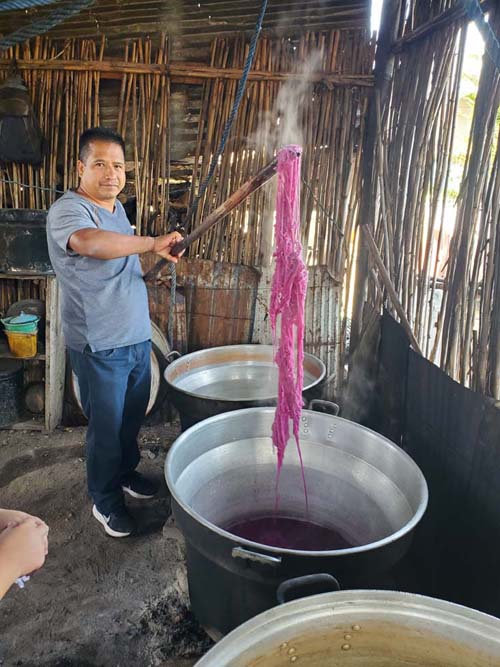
[47,127,182,537]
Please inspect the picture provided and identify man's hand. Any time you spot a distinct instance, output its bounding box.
[152,232,185,263]
[69,229,186,261]
[0,517,49,581]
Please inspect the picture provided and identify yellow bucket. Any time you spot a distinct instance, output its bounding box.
[5,330,38,358]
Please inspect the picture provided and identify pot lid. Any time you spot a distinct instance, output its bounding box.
[4,311,39,324]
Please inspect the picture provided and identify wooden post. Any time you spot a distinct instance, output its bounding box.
[350,0,403,354]
[45,276,66,431]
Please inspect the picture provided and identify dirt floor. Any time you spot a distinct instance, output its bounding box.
[0,422,213,667]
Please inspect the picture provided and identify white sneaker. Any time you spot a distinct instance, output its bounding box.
[92,504,134,538]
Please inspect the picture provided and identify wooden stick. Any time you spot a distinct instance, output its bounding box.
[362,225,422,355]
[144,156,279,281]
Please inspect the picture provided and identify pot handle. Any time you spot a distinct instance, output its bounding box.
[308,399,340,417]
[165,350,181,364]
[276,573,340,605]
[232,546,282,567]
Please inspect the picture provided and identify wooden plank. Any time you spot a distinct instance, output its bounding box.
[179,258,259,351]
[44,276,65,431]
[0,419,44,432]
[0,273,54,280]
[0,351,45,361]
[0,59,374,87]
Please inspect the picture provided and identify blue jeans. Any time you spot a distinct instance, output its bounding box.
[69,340,151,513]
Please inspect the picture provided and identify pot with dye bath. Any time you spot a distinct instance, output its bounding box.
[164,344,326,430]
[194,590,500,666]
[165,407,428,636]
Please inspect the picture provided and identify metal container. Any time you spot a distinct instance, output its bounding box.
[195,590,500,666]
[6,299,45,340]
[0,209,52,275]
[165,407,428,635]
[69,321,173,418]
[1,312,40,332]
[164,344,326,429]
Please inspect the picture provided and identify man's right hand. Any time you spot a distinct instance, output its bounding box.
[152,232,184,263]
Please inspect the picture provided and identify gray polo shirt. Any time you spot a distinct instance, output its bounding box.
[46,190,151,352]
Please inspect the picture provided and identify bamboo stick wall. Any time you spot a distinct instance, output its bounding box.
[1,5,498,400]
[359,0,500,399]
[0,35,170,236]
[0,28,370,370]
[439,11,500,398]
[115,35,170,236]
[189,29,374,274]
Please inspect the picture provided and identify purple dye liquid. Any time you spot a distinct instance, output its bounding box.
[226,515,356,551]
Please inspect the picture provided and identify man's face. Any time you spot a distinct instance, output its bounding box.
[77,140,126,202]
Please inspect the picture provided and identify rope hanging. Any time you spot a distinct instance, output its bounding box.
[0,0,95,51]
[167,0,268,347]
[187,0,269,228]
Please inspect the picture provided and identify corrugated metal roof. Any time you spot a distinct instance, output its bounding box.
[0,1,369,58]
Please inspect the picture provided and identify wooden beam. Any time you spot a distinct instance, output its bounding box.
[45,276,66,431]
[362,226,422,354]
[0,59,167,75]
[173,63,374,87]
[392,0,491,53]
[350,0,402,354]
[0,58,374,87]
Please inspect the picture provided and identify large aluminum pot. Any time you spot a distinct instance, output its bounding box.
[164,344,326,429]
[195,590,500,666]
[165,407,428,635]
[70,321,171,418]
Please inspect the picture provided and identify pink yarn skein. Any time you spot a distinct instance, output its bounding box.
[270,144,308,496]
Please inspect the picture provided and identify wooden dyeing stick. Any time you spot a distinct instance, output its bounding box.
[144,156,278,282]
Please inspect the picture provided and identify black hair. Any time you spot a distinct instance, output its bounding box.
[78,127,126,162]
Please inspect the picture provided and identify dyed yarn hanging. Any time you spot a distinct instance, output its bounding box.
[270,144,308,491]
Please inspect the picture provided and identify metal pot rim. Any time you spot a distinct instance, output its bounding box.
[165,407,429,558]
[164,344,326,402]
[194,590,500,666]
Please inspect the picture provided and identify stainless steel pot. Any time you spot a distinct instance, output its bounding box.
[194,590,500,666]
[164,344,326,429]
[165,407,428,634]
